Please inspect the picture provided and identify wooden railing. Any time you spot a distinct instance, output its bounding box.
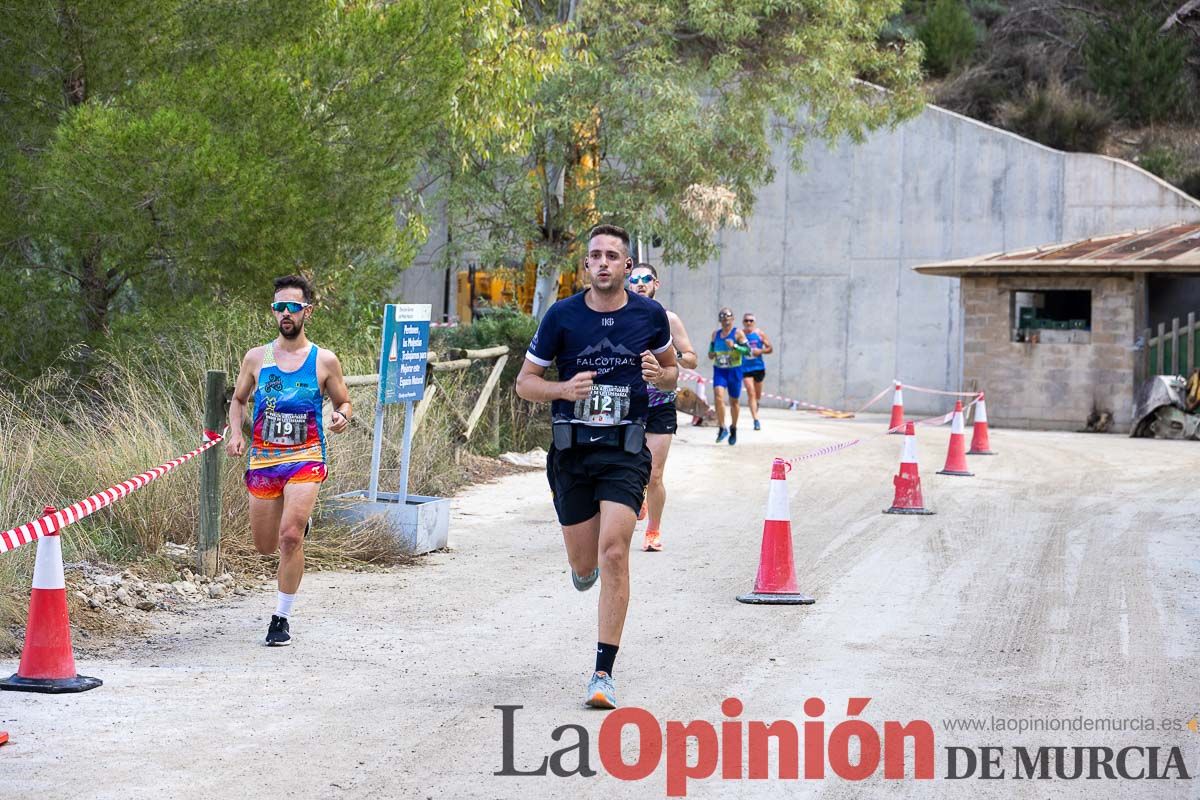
[344,345,510,443]
[1143,313,1199,378]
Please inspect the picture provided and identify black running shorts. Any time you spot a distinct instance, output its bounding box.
[742,369,765,383]
[546,443,652,526]
[646,402,678,435]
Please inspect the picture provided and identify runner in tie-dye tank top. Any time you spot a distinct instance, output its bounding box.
[225,275,353,648]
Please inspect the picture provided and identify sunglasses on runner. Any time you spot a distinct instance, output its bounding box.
[628,275,654,285]
[743,318,755,323]
[719,311,733,319]
[271,301,311,314]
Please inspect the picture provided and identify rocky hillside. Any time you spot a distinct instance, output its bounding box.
[890,1,1200,195]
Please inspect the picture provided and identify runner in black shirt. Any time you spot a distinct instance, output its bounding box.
[516,224,678,708]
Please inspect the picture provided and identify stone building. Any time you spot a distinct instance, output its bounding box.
[914,223,1200,431]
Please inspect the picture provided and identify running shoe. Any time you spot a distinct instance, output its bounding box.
[729,426,738,446]
[585,671,618,709]
[753,419,761,431]
[643,530,663,552]
[637,502,647,522]
[265,614,291,647]
[572,567,600,592]
[716,427,728,443]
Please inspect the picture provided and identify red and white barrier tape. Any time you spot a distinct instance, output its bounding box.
[0,428,227,554]
[899,382,980,398]
[681,371,893,418]
[781,395,982,467]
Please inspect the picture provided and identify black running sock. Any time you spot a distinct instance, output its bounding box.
[596,642,619,676]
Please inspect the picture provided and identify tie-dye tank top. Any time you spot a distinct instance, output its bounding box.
[247,343,326,470]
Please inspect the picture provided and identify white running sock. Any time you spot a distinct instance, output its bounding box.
[275,591,296,618]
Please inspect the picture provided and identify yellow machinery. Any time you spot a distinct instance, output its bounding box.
[455,112,600,323]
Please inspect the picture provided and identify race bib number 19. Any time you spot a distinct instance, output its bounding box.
[574,384,630,425]
[263,411,309,446]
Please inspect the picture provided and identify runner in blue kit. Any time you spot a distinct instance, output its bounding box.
[709,306,750,445]
[516,224,678,709]
[626,262,698,553]
[739,312,773,431]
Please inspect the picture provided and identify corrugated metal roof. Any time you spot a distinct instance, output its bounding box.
[914,223,1200,277]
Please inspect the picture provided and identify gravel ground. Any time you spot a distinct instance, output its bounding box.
[2,408,1198,799]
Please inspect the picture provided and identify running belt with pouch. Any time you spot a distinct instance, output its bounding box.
[553,417,645,454]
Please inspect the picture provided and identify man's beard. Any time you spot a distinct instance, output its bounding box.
[279,318,304,340]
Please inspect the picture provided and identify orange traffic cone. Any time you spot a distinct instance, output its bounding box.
[884,422,935,515]
[888,382,905,433]
[737,459,815,605]
[968,392,996,455]
[1,523,102,694]
[937,401,974,477]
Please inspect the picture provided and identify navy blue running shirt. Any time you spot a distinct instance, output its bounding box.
[526,289,673,424]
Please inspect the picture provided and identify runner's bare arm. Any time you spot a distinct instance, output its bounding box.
[515,359,595,403]
[760,331,774,355]
[666,311,698,370]
[320,349,352,434]
[642,346,678,391]
[225,348,262,457]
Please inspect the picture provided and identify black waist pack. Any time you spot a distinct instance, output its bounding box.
[553,419,645,454]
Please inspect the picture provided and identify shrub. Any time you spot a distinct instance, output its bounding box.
[1083,11,1191,125]
[997,80,1112,153]
[1138,146,1186,181]
[917,0,980,77]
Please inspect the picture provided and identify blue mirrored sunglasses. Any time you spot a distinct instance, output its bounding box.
[628,275,654,285]
[271,301,311,314]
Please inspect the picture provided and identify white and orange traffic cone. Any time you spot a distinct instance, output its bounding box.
[888,382,905,433]
[937,401,974,477]
[737,459,815,605]
[968,392,996,455]
[884,422,935,515]
[1,515,102,694]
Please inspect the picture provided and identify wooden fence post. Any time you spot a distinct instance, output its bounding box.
[198,369,226,577]
[1157,322,1166,375]
[1171,317,1181,375]
[1189,313,1197,376]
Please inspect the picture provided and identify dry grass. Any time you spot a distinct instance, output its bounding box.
[0,330,547,652]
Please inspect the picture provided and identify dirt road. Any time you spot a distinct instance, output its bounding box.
[3,409,1199,799]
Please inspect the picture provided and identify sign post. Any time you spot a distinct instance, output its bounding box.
[332,302,446,555]
[368,304,430,502]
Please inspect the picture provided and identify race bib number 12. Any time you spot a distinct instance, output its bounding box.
[574,384,631,425]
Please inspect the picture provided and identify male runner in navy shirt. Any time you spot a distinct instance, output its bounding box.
[516,223,678,709]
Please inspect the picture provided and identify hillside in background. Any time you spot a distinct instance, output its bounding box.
[891,0,1200,196]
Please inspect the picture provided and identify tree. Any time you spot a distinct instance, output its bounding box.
[0,0,566,366]
[1083,5,1192,125]
[422,0,925,316]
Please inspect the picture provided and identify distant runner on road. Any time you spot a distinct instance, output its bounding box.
[708,307,749,445]
[226,275,352,647]
[739,312,773,431]
[516,224,678,709]
[627,262,697,552]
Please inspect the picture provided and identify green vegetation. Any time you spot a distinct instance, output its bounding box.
[917,0,980,77]
[1083,10,1191,126]
[898,0,1200,193]
[429,0,925,299]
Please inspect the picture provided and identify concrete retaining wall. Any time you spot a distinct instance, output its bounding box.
[398,103,1200,416]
